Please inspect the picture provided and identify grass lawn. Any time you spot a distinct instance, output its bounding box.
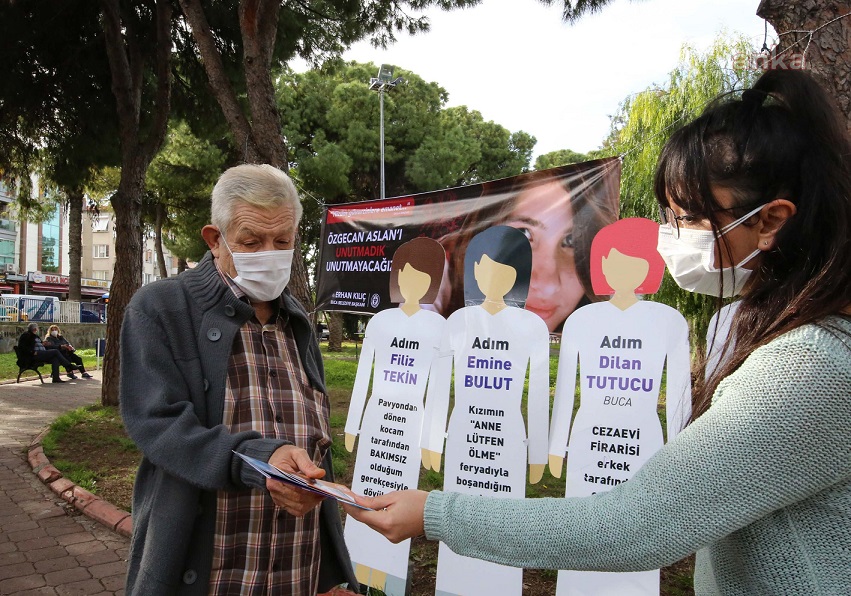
[14,342,694,595]
[0,348,99,381]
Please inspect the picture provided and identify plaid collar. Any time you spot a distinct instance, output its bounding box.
[213,257,246,300]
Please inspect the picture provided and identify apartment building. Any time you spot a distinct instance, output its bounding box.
[0,178,179,298]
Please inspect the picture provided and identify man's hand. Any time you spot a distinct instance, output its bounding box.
[266,445,326,517]
[341,490,428,544]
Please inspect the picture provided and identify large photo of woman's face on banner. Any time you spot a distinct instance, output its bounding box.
[432,160,620,333]
[315,157,621,335]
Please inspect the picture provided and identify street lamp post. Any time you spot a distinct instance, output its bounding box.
[369,64,404,201]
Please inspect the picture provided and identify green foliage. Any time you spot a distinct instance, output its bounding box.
[278,60,536,288]
[323,356,360,389]
[50,461,99,492]
[420,469,444,491]
[534,148,589,170]
[279,60,536,200]
[407,105,536,188]
[146,120,228,262]
[609,34,760,344]
[405,115,482,190]
[147,121,226,200]
[86,168,122,202]
[539,0,618,23]
[0,350,98,382]
[41,404,138,506]
[41,404,117,453]
[612,34,758,218]
[0,1,119,214]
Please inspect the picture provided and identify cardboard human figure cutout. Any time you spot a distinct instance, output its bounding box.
[706,301,740,377]
[549,218,692,596]
[343,238,447,595]
[420,226,550,596]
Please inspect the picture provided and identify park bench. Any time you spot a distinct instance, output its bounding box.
[13,345,46,384]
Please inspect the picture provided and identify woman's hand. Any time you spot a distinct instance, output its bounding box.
[342,490,429,543]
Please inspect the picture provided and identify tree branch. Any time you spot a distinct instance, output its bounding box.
[142,0,173,163]
[179,0,261,162]
[100,0,139,144]
[257,0,280,63]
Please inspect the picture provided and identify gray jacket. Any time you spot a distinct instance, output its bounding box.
[120,252,357,594]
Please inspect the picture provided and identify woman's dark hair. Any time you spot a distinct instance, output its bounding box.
[655,69,851,421]
[463,226,532,308]
[440,159,620,323]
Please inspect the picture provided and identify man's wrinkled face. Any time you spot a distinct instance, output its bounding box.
[202,202,296,278]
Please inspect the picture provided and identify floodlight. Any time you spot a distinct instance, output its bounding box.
[377,64,394,83]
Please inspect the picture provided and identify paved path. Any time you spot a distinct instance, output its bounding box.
[0,370,129,595]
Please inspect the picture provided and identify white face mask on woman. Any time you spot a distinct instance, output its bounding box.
[221,235,294,302]
[656,204,766,298]
[51,331,58,337]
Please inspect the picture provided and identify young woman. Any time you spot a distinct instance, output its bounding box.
[433,160,620,333]
[43,325,93,379]
[343,69,851,593]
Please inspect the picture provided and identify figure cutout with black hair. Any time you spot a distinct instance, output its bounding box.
[420,225,550,596]
[343,237,447,595]
[549,218,691,596]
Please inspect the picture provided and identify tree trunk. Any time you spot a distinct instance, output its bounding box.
[238,0,288,168]
[289,237,313,311]
[327,311,344,352]
[66,187,84,301]
[100,0,172,406]
[103,162,145,405]
[155,202,168,279]
[179,0,313,312]
[757,1,851,133]
[178,256,187,273]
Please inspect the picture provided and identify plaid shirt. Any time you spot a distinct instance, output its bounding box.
[209,268,332,595]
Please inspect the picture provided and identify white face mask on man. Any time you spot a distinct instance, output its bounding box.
[221,234,294,302]
[656,203,766,298]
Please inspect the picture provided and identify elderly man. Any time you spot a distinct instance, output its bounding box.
[120,164,357,595]
[17,322,77,383]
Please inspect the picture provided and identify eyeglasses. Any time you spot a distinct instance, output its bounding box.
[659,201,767,240]
[658,206,694,239]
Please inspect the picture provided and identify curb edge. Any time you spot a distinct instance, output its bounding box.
[28,430,132,539]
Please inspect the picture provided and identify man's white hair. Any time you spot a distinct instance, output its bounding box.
[210,164,303,234]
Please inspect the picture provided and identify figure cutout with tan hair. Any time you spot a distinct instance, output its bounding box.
[549,218,692,596]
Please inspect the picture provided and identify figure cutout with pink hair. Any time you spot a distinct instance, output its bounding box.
[549,218,692,596]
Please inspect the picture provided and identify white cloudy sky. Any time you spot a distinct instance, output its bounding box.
[317,0,774,162]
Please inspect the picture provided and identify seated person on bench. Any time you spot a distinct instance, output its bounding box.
[44,325,93,379]
[17,322,78,383]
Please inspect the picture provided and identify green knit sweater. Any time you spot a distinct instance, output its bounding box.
[424,317,851,595]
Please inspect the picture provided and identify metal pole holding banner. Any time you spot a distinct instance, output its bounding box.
[379,87,385,200]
